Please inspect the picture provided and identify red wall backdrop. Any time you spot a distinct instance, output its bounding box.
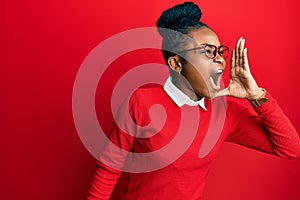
[1,0,300,200]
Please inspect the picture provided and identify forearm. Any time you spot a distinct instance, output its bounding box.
[87,161,121,200]
[253,92,300,159]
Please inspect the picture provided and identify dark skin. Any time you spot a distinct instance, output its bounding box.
[168,27,265,101]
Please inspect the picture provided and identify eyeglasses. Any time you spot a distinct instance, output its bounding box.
[179,44,229,59]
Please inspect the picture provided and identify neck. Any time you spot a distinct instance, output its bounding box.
[171,74,200,101]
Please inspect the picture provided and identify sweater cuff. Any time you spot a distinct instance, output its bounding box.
[252,91,279,117]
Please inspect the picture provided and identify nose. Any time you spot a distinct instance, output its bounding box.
[213,54,226,67]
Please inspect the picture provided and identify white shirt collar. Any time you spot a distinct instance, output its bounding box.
[163,77,207,111]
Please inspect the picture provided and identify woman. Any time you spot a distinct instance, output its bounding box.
[87,2,300,199]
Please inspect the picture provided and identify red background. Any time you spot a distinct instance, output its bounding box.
[1,0,300,200]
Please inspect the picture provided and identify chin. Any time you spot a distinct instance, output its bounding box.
[206,87,221,99]
[195,88,212,100]
[204,93,214,99]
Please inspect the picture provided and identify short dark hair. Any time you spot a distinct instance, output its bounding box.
[156,2,209,64]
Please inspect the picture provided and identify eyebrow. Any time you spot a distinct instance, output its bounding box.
[201,43,222,48]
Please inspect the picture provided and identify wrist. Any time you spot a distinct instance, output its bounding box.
[248,87,266,100]
[248,88,268,107]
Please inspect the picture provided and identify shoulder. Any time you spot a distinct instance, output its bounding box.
[129,84,177,112]
[131,84,169,103]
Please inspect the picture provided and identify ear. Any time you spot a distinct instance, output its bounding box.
[167,56,182,73]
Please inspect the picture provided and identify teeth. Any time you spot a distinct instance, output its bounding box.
[216,69,223,74]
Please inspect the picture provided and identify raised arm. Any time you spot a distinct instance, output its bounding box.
[218,37,300,158]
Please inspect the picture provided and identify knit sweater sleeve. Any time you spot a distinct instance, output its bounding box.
[86,160,122,200]
[87,93,140,199]
[226,92,300,159]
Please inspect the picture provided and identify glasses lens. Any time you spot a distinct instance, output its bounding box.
[219,46,229,59]
[204,45,216,59]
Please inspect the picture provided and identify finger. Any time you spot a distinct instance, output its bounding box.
[235,37,242,66]
[239,38,245,67]
[240,38,245,66]
[243,48,250,72]
[234,38,239,66]
[231,48,235,69]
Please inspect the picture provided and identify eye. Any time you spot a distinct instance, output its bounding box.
[196,48,206,54]
[205,49,213,54]
[204,47,215,57]
[219,50,224,56]
[219,47,229,58]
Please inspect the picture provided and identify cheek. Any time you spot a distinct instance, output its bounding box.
[193,61,211,79]
[182,58,213,82]
[183,65,208,87]
[184,60,209,77]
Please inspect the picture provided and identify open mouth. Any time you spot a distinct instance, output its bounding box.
[209,69,223,90]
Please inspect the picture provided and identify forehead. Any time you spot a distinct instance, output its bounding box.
[187,27,221,47]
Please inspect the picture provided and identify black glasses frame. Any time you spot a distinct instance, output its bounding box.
[178,44,229,59]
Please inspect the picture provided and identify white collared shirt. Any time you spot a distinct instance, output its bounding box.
[163,77,207,111]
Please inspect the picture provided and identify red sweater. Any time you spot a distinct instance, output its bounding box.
[87,85,300,200]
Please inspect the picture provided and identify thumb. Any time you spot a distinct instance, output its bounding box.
[212,88,230,98]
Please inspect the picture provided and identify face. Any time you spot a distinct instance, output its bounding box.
[170,27,227,100]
